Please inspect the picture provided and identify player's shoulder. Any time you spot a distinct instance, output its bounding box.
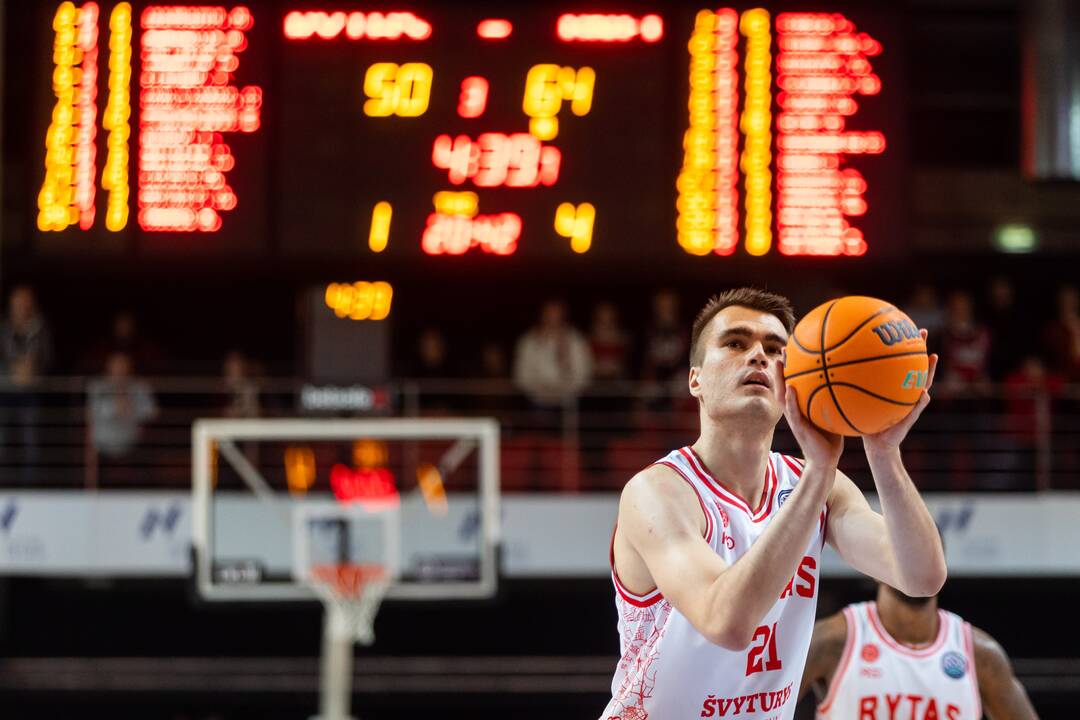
[806,610,850,678]
[969,624,1014,677]
[619,462,702,517]
[812,609,850,650]
[622,462,694,500]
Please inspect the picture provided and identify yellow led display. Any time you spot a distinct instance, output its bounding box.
[363,62,433,117]
[554,202,596,254]
[325,281,393,321]
[284,445,316,494]
[432,191,479,217]
[522,64,595,140]
[102,2,132,231]
[677,10,741,255]
[740,8,773,256]
[38,2,99,232]
[368,201,392,251]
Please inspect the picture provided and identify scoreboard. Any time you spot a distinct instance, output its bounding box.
[20,2,903,264]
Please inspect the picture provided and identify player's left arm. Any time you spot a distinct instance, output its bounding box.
[824,338,947,597]
[972,626,1039,719]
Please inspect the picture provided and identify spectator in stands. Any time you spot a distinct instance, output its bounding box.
[940,290,992,394]
[641,290,686,383]
[512,299,592,419]
[640,290,687,413]
[1004,355,1063,437]
[413,328,452,378]
[412,328,456,414]
[480,341,508,381]
[0,285,54,480]
[906,283,945,357]
[84,310,164,375]
[1043,284,1080,382]
[87,351,158,474]
[588,301,630,382]
[221,351,260,419]
[1001,355,1064,490]
[985,277,1023,381]
[472,341,514,419]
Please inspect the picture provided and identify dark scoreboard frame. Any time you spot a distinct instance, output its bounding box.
[6,1,907,276]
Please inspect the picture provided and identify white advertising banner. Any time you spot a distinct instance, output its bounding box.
[0,491,1076,578]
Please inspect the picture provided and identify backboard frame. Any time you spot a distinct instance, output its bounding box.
[191,417,500,603]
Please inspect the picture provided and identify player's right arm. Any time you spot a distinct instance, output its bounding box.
[798,613,848,702]
[617,430,837,650]
[972,627,1039,719]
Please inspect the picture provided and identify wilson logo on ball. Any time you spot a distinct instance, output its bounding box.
[870,319,920,346]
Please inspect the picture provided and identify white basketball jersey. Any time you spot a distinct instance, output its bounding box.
[816,602,982,720]
[602,447,826,720]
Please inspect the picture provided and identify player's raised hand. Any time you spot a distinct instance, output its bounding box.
[863,329,938,456]
[783,384,843,471]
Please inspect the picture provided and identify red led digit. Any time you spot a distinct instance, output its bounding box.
[432,133,560,188]
[505,133,540,187]
[476,19,512,40]
[476,133,510,186]
[458,76,489,118]
[538,146,561,186]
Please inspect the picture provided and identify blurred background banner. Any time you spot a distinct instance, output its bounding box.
[0,491,1076,577]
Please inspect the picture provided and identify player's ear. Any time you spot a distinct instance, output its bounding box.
[688,365,703,398]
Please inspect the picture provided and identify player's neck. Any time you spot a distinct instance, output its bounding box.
[875,592,939,647]
[691,426,773,505]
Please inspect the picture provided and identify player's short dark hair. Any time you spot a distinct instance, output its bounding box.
[689,288,796,366]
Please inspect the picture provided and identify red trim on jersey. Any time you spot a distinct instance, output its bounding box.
[656,460,715,544]
[964,621,983,719]
[867,603,949,657]
[608,460,718,609]
[609,524,663,608]
[781,454,805,477]
[817,605,857,715]
[680,447,775,521]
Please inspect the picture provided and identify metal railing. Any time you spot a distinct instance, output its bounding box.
[0,377,1075,491]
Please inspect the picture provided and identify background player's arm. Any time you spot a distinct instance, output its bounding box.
[973,627,1039,720]
[798,613,847,703]
[823,347,947,596]
[618,454,834,650]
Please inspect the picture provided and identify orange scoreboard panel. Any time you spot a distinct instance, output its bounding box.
[23,3,903,261]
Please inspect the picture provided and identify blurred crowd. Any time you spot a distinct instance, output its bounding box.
[0,280,1077,489]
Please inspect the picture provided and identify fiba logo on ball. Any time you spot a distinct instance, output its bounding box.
[777,489,793,508]
[860,643,880,663]
[941,651,968,679]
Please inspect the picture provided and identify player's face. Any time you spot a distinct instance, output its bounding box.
[689,306,788,425]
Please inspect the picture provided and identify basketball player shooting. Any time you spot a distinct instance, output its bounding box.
[802,582,1037,719]
[603,288,947,719]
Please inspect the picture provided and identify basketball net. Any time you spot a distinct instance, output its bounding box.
[309,563,390,646]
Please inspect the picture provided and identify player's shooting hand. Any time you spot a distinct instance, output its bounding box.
[783,383,843,472]
[862,329,938,457]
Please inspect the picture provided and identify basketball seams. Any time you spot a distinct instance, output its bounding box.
[829,382,919,407]
[784,350,927,381]
[822,303,896,353]
[789,333,817,355]
[819,301,863,434]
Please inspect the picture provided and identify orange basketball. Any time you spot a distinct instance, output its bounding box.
[784,296,929,437]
